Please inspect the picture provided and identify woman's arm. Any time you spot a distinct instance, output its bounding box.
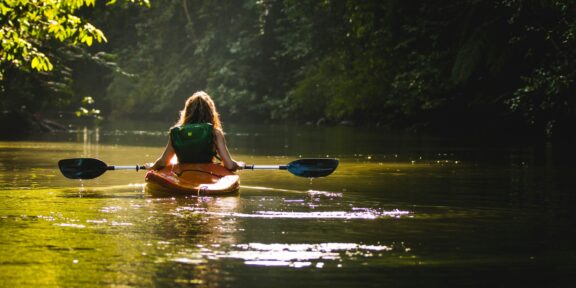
[214,128,243,171]
[149,136,176,170]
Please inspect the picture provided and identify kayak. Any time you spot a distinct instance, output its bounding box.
[144,163,240,197]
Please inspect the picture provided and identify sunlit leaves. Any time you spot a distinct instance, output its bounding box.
[497,0,576,137]
[75,96,102,118]
[31,55,53,71]
[106,0,150,7]
[0,0,146,73]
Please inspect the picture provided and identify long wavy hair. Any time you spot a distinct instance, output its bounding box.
[176,91,222,130]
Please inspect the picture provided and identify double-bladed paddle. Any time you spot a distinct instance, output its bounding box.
[58,158,339,180]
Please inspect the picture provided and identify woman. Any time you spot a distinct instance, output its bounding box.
[149,91,243,171]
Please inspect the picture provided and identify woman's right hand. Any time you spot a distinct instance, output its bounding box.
[235,161,246,170]
[144,163,154,170]
[146,162,164,170]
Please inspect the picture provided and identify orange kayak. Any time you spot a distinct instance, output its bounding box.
[145,163,240,197]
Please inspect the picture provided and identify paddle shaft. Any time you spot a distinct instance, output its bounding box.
[243,165,288,170]
[108,165,147,171]
[111,165,290,171]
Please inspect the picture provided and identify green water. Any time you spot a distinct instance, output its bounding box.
[1,123,575,287]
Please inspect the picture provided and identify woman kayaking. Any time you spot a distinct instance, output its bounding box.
[148,91,244,171]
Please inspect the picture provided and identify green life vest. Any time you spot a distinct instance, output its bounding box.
[170,123,216,163]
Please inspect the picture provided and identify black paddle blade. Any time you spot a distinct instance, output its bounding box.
[58,158,108,179]
[287,158,339,178]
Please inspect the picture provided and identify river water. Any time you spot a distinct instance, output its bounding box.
[1,122,575,287]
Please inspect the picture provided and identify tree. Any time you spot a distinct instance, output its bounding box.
[0,0,149,75]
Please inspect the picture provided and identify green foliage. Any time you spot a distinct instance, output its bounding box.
[75,96,101,118]
[104,0,266,120]
[0,0,149,116]
[287,1,447,126]
[497,0,576,137]
[93,0,574,138]
[0,0,107,72]
[0,0,149,75]
[2,0,575,140]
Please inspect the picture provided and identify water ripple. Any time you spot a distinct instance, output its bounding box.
[241,185,343,197]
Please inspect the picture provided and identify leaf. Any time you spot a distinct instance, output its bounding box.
[45,59,53,70]
[84,35,93,46]
[0,3,12,15]
[31,57,39,69]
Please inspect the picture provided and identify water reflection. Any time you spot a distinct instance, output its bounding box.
[79,126,100,157]
[142,196,241,286]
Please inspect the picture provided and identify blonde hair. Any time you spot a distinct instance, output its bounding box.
[176,91,222,130]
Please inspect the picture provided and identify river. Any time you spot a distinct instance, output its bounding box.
[1,122,575,287]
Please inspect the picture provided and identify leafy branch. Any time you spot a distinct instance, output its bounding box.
[0,0,149,73]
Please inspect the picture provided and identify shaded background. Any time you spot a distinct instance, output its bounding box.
[1,0,575,142]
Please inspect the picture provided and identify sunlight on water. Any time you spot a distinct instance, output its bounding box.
[224,242,387,267]
[205,209,410,219]
[165,242,408,268]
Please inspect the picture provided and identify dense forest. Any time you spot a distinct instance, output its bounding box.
[1,0,575,140]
